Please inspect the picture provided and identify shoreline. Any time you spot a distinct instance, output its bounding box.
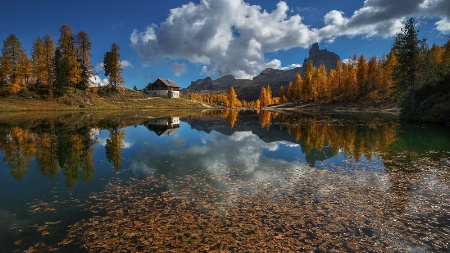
[268,101,401,115]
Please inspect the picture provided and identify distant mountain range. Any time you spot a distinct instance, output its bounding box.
[182,43,340,101]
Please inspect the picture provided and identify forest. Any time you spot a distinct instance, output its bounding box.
[0,24,124,98]
[189,18,450,123]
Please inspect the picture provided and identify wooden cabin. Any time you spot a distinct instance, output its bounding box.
[143,78,180,98]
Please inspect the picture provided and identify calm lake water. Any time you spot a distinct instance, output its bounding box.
[0,110,449,252]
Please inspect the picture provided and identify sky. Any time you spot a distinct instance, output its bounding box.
[0,0,449,89]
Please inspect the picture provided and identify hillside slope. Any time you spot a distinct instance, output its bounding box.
[0,88,207,111]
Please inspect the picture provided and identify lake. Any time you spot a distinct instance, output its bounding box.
[0,110,449,252]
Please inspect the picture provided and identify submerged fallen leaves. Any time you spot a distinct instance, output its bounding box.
[59,159,449,252]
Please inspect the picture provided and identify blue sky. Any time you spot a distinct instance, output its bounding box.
[1,0,449,89]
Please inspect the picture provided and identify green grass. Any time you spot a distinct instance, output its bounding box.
[0,87,207,111]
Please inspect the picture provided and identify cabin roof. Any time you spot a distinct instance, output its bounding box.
[158,78,179,88]
[146,78,179,88]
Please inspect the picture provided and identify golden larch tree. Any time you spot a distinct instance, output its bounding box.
[58,24,82,91]
[227,87,238,108]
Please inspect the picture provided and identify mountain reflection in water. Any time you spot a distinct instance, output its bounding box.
[0,110,449,252]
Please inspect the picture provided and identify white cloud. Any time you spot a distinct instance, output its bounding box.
[130,0,318,78]
[324,10,346,26]
[130,25,157,44]
[90,75,108,87]
[319,0,450,38]
[94,62,104,72]
[130,0,450,79]
[264,59,282,69]
[171,63,187,76]
[280,63,302,70]
[436,17,450,33]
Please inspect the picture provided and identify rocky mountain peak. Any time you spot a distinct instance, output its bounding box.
[309,42,320,58]
[304,42,340,71]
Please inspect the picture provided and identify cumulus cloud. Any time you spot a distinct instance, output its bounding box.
[130,0,450,79]
[90,75,109,87]
[130,0,317,78]
[171,63,187,76]
[319,0,450,38]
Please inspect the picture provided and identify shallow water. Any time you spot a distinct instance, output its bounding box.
[0,110,448,252]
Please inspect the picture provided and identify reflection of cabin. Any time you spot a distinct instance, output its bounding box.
[143,78,180,98]
[144,117,180,136]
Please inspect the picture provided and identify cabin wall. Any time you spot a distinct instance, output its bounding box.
[145,89,180,98]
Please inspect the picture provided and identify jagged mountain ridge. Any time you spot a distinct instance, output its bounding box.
[183,43,341,101]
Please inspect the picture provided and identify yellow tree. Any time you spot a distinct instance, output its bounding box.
[316,64,328,100]
[259,87,269,107]
[328,69,338,99]
[31,37,46,87]
[75,31,93,91]
[334,59,344,98]
[367,56,380,92]
[381,49,397,96]
[266,84,273,105]
[227,87,238,108]
[429,43,443,66]
[286,81,294,101]
[19,55,32,85]
[58,24,82,91]
[1,34,30,90]
[255,99,261,108]
[302,60,315,100]
[279,85,286,103]
[343,57,358,100]
[294,74,303,100]
[103,42,125,90]
[356,54,369,96]
[43,35,55,89]
[442,38,450,65]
